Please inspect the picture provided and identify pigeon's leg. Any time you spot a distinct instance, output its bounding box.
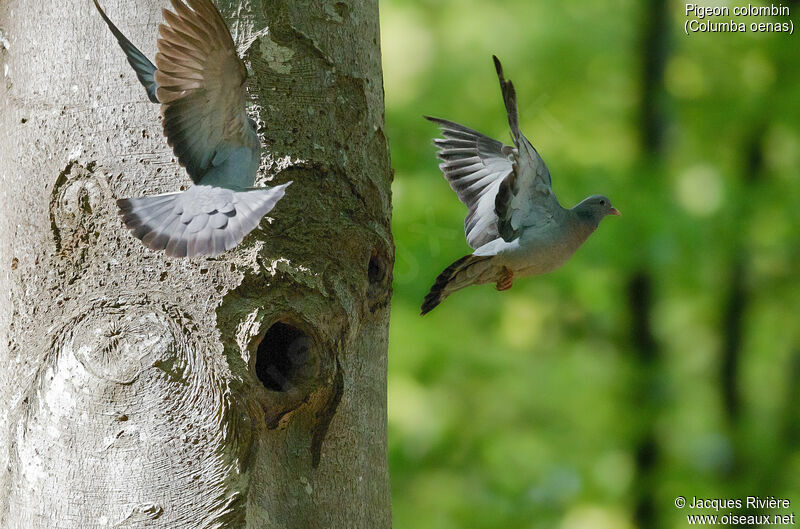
[496,267,514,291]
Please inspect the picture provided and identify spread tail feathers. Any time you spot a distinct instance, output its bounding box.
[421,254,492,315]
[117,183,290,258]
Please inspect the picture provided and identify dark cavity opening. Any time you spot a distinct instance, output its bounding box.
[256,322,312,392]
[334,1,350,18]
[368,249,386,286]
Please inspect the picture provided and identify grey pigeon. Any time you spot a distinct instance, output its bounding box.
[421,56,620,315]
[94,0,291,257]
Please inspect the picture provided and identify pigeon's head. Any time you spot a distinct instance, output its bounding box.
[574,195,621,225]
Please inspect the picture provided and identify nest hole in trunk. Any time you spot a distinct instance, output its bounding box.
[255,322,312,392]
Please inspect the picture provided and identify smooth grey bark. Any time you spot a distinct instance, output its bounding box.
[0,0,393,528]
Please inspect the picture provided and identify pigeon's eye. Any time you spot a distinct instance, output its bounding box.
[600,199,606,206]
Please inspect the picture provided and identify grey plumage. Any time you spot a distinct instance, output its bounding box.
[117,183,290,258]
[421,56,620,314]
[424,117,513,249]
[94,0,290,257]
[93,0,159,103]
[421,254,491,316]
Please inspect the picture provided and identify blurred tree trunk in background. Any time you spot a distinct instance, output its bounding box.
[722,17,798,517]
[721,125,764,431]
[0,0,393,528]
[629,0,669,528]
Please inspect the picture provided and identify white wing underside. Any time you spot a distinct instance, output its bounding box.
[428,57,561,252]
[427,117,514,249]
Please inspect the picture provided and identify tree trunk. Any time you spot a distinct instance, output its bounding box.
[0,0,393,527]
[628,1,669,528]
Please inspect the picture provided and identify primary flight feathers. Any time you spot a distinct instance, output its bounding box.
[94,0,290,257]
[421,56,620,315]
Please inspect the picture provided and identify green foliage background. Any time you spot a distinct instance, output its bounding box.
[380,1,800,527]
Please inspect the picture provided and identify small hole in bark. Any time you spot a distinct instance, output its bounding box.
[334,1,349,18]
[368,249,385,286]
[256,322,312,392]
[367,248,391,313]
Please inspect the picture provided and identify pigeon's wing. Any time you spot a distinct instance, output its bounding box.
[118,183,291,258]
[155,0,257,184]
[93,0,159,103]
[492,56,560,242]
[426,116,515,249]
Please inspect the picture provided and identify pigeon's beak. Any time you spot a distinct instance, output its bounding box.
[609,207,621,216]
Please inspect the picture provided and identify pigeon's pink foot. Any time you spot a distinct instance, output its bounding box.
[496,267,514,291]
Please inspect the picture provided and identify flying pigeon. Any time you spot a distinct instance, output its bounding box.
[93,0,291,257]
[420,56,620,315]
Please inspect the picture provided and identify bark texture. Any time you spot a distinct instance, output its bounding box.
[0,0,393,527]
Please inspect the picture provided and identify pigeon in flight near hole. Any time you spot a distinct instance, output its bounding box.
[93,0,291,257]
[420,56,620,315]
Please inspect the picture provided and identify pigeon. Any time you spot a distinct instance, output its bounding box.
[420,56,620,315]
[93,0,291,257]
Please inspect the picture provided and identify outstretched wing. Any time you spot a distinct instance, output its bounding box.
[492,56,560,242]
[426,116,515,249]
[93,0,159,103]
[155,0,257,184]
